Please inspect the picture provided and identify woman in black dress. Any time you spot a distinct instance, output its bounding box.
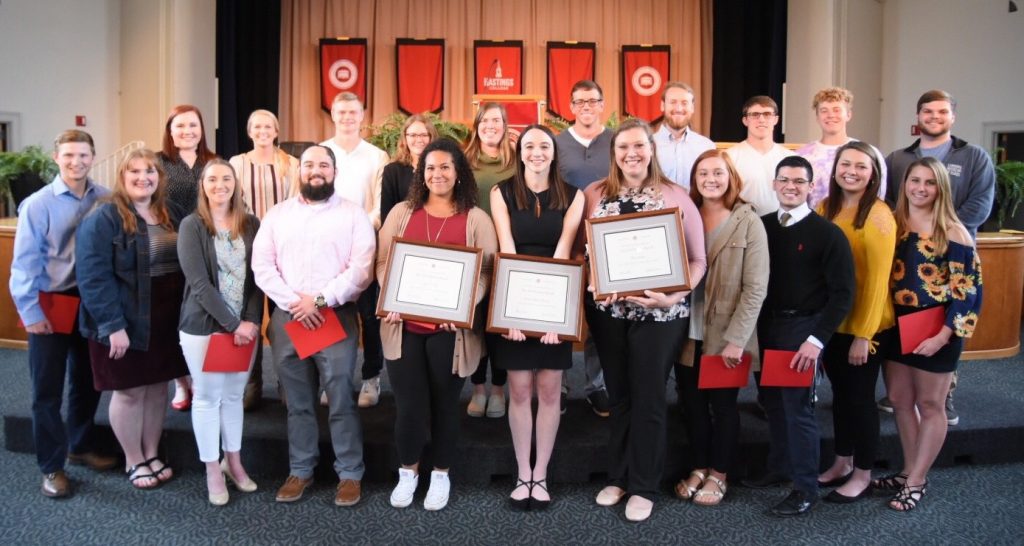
[490,125,584,509]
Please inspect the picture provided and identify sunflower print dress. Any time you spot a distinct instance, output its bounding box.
[890,232,982,372]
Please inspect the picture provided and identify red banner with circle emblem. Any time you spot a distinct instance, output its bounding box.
[546,42,596,121]
[621,45,670,122]
[396,38,445,115]
[473,40,524,95]
[319,38,368,114]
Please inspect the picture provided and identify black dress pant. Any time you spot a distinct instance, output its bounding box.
[678,340,740,473]
[823,332,882,470]
[386,330,465,468]
[586,305,687,497]
[758,313,821,496]
[357,281,384,380]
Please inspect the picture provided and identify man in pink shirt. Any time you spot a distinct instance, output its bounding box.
[252,145,375,507]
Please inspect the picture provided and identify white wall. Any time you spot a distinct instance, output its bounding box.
[0,0,121,156]
[785,0,837,143]
[879,0,1024,153]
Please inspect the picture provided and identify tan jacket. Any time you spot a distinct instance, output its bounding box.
[681,203,769,370]
[376,202,498,377]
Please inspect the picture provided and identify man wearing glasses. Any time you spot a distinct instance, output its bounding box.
[554,79,613,417]
[652,81,715,190]
[725,96,795,214]
[746,155,854,517]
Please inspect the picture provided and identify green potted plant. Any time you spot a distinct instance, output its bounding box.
[0,145,58,210]
[994,158,1024,229]
[367,113,471,155]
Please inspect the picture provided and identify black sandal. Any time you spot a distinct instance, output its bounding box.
[126,464,159,490]
[889,481,927,512]
[509,478,531,511]
[144,457,173,483]
[529,479,551,510]
[872,472,907,492]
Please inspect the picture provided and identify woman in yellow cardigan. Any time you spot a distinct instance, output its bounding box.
[377,138,497,511]
[816,141,896,502]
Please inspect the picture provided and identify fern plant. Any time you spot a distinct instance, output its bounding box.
[995,158,1024,228]
[0,146,58,199]
[367,113,471,155]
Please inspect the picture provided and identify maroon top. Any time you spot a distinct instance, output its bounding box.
[401,208,469,334]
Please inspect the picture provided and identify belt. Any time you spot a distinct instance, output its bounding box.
[768,309,818,318]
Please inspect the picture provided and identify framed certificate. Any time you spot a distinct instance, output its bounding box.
[486,253,586,342]
[585,208,690,300]
[376,238,483,328]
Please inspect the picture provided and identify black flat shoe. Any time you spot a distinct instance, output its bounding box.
[529,479,551,510]
[818,471,853,488]
[509,478,531,511]
[824,484,873,504]
[770,490,817,517]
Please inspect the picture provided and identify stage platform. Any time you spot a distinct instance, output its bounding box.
[5,347,1023,488]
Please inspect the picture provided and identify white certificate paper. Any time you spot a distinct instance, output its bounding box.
[396,254,465,310]
[504,270,568,324]
[602,226,672,281]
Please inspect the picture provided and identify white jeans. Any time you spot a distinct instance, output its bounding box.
[179,331,254,462]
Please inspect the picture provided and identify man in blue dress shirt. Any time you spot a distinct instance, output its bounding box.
[652,82,716,190]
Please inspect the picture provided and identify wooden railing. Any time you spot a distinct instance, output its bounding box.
[91,140,146,189]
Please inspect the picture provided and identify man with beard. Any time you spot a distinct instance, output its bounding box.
[881,89,994,425]
[652,81,715,190]
[252,145,375,506]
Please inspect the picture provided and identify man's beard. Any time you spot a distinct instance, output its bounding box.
[300,177,335,201]
[663,114,692,131]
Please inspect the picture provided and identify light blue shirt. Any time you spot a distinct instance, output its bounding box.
[652,124,715,190]
[10,175,110,325]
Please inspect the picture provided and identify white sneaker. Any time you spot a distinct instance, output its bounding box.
[389,468,418,508]
[358,376,381,408]
[423,470,450,511]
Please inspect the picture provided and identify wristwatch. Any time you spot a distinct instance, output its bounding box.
[314,293,327,309]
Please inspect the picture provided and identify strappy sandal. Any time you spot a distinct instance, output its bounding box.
[889,481,927,512]
[529,479,551,510]
[693,475,727,506]
[872,472,907,492]
[126,463,159,490]
[509,477,531,511]
[144,457,173,483]
[675,470,707,500]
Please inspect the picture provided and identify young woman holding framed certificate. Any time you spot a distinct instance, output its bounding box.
[377,138,498,511]
[577,119,707,522]
[489,125,585,510]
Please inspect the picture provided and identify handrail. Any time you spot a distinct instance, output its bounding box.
[92,140,146,189]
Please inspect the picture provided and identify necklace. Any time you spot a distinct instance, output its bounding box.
[425,211,450,243]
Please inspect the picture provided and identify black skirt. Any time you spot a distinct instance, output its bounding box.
[89,272,189,391]
[885,304,963,374]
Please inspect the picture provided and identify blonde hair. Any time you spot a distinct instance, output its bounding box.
[812,87,853,110]
[600,118,670,199]
[894,157,968,255]
[196,159,248,240]
[393,114,438,167]
[112,149,173,234]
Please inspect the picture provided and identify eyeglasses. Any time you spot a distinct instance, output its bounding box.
[405,133,431,139]
[774,176,810,186]
[571,99,603,108]
[745,111,777,120]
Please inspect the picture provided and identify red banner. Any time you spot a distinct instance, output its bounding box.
[396,38,445,114]
[474,41,523,95]
[319,38,368,113]
[621,45,670,122]
[546,42,596,121]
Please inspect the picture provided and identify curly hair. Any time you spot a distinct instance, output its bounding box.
[407,138,479,213]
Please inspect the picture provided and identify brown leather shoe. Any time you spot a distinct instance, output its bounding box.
[334,479,361,506]
[275,475,312,503]
[42,470,70,498]
[67,451,118,471]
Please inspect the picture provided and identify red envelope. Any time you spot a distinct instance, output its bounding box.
[202,334,256,373]
[31,292,80,334]
[898,306,946,355]
[697,354,751,389]
[283,310,348,359]
[760,349,813,387]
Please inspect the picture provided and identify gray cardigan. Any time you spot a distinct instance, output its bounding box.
[177,213,263,335]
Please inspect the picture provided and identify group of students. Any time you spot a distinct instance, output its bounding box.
[11,85,982,522]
